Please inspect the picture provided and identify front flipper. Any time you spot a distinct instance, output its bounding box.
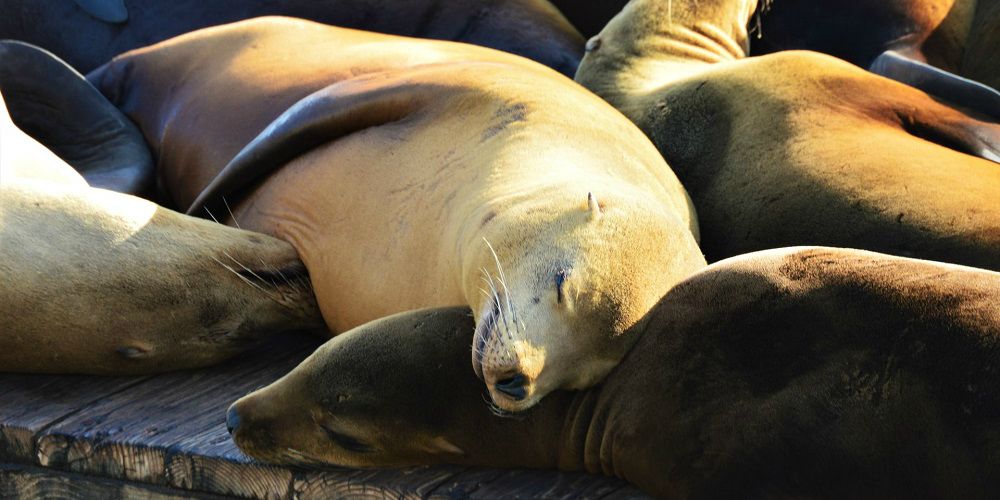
[0,40,154,196]
[187,69,443,217]
[871,50,1000,122]
[73,0,128,23]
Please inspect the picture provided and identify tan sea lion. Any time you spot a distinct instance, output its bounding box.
[89,18,704,410]
[0,89,324,374]
[574,0,1000,270]
[228,247,1000,498]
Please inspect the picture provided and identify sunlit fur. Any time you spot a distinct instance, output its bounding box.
[575,0,1000,269]
[91,18,706,410]
[0,90,324,374]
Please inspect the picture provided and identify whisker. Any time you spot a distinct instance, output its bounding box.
[223,197,241,229]
[222,251,268,285]
[211,255,267,294]
[483,238,517,331]
[204,207,220,224]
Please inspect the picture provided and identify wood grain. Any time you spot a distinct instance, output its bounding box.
[1,330,648,498]
[0,463,230,500]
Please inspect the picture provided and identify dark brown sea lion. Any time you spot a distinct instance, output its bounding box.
[0,88,324,375]
[751,0,1000,92]
[0,40,154,196]
[228,247,1000,499]
[89,18,704,410]
[549,0,629,37]
[574,0,1000,269]
[0,0,584,76]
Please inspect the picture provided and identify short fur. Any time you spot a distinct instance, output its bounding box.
[0,89,324,374]
[90,18,705,410]
[229,247,1000,499]
[575,0,1000,270]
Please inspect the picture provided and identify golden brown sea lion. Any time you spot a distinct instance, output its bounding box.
[0,89,324,374]
[575,0,1000,269]
[228,247,1000,498]
[89,18,704,410]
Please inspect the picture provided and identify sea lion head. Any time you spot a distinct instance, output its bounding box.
[227,308,555,468]
[575,0,758,111]
[467,190,704,412]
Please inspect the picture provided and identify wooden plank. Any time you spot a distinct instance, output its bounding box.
[0,463,232,500]
[35,332,321,498]
[293,465,468,499]
[0,372,147,464]
[461,468,648,499]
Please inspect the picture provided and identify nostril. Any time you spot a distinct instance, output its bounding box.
[226,404,241,435]
[494,373,528,400]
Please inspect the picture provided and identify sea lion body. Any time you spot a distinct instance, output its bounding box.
[229,247,1000,498]
[91,18,704,409]
[0,89,323,374]
[575,0,1000,269]
[752,0,1000,91]
[0,0,583,76]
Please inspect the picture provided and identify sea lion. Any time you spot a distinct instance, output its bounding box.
[751,0,1000,92]
[0,40,154,196]
[89,18,704,410]
[228,247,1000,498]
[0,0,584,76]
[0,89,324,375]
[574,0,1000,270]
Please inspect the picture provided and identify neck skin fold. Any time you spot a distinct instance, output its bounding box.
[579,0,756,117]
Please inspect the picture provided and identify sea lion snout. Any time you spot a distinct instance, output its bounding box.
[225,404,241,434]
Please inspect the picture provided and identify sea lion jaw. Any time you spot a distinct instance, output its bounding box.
[229,309,487,468]
[468,196,705,413]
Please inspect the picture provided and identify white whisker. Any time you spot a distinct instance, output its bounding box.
[223,197,241,229]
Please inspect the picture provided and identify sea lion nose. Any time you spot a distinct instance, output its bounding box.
[226,404,242,434]
[494,373,528,400]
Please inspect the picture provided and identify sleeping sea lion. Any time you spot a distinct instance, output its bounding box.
[574,0,1000,269]
[228,247,1000,499]
[0,0,584,76]
[0,88,324,374]
[88,17,704,410]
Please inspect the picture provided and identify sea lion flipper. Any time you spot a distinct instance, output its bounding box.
[73,0,128,24]
[0,40,155,196]
[870,50,1000,122]
[187,73,433,218]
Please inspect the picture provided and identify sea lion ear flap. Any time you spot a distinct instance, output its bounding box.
[587,192,602,220]
[187,72,435,217]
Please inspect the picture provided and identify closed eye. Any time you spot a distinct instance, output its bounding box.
[318,422,371,453]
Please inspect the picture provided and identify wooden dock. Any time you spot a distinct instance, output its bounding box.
[0,333,647,499]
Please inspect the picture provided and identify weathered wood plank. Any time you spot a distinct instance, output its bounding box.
[0,463,232,500]
[293,465,468,499]
[35,332,321,498]
[463,468,647,499]
[0,373,147,463]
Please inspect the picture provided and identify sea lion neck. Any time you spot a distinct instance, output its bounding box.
[577,0,755,111]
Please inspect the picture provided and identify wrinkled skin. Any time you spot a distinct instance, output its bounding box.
[0,0,584,76]
[230,247,1000,499]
